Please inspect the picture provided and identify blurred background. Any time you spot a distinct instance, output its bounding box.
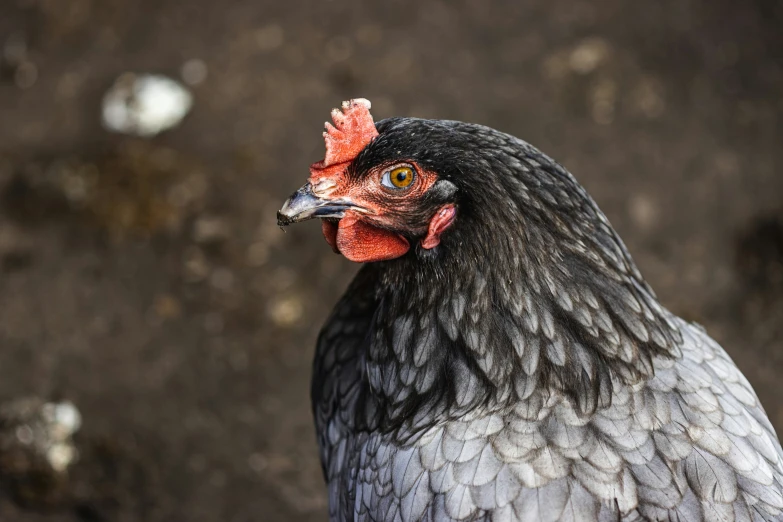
[0,0,782,520]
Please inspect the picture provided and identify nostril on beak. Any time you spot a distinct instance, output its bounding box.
[277,183,360,226]
[312,179,337,197]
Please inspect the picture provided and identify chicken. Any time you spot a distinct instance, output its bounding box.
[277,99,783,521]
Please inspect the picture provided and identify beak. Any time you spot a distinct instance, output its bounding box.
[277,183,361,226]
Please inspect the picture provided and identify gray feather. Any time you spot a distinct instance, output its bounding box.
[304,123,783,521]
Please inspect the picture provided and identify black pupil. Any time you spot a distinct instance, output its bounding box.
[395,171,408,184]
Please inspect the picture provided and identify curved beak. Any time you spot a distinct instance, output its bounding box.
[277,183,361,226]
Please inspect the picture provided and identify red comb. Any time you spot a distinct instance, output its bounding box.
[310,98,378,182]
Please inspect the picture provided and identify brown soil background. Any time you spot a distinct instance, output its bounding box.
[0,0,782,520]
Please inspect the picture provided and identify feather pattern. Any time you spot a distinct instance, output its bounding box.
[305,118,783,521]
[317,309,783,521]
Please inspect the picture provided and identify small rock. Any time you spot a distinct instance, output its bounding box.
[102,73,193,137]
[569,37,610,75]
[153,294,182,319]
[0,397,81,475]
[180,59,208,86]
[42,402,82,439]
[193,215,230,245]
[268,295,304,327]
[183,247,210,282]
[15,425,34,445]
[46,444,77,473]
[628,194,659,231]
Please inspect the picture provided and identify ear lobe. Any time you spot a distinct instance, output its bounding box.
[421,204,457,250]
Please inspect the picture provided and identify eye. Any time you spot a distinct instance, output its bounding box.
[381,166,416,190]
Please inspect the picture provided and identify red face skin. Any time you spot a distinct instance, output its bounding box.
[311,161,456,263]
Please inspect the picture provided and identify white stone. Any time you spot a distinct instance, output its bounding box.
[53,401,82,435]
[102,73,193,137]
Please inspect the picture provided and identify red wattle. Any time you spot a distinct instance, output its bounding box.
[336,211,410,263]
[321,220,339,253]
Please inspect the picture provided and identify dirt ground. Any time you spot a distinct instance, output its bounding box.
[0,0,781,520]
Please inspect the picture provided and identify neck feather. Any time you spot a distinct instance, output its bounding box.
[364,165,683,434]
